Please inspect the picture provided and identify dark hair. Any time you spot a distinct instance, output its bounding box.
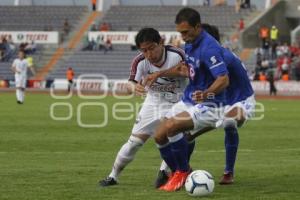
[175,7,201,27]
[202,23,220,42]
[135,28,161,48]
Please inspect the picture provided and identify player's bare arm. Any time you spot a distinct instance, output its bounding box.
[192,74,229,103]
[11,64,19,74]
[143,62,188,87]
[127,80,147,96]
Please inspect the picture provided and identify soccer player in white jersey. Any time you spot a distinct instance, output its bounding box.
[99,28,187,187]
[11,50,28,104]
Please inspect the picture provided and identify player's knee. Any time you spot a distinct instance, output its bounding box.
[128,135,144,152]
[154,133,168,145]
[223,118,237,129]
[165,119,178,137]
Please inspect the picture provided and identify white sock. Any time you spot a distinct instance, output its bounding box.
[109,136,144,180]
[20,90,25,102]
[159,160,169,171]
[16,89,21,101]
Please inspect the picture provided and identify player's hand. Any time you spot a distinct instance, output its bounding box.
[192,90,204,103]
[134,82,147,96]
[143,72,160,88]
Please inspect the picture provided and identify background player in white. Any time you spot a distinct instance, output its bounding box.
[99,28,187,187]
[11,50,28,104]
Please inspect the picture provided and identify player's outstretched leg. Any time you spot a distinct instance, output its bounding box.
[99,135,145,187]
[220,118,238,185]
[154,111,193,192]
[220,106,246,185]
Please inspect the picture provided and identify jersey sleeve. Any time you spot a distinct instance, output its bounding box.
[203,47,228,78]
[128,54,145,83]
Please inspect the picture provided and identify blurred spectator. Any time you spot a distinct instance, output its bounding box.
[267,72,277,96]
[90,23,97,31]
[290,43,300,57]
[259,72,267,81]
[271,40,278,59]
[261,57,270,72]
[7,35,16,51]
[259,25,269,45]
[270,25,279,59]
[99,22,110,31]
[91,0,97,11]
[90,38,97,51]
[235,0,241,13]
[270,25,278,44]
[282,74,289,81]
[281,55,291,75]
[0,36,17,61]
[82,35,92,51]
[262,38,270,59]
[66,67,74,92]
[26,56,36,76]
[281,42,290,55]
[96,35,105,51]
[24,40,37,54]
[63,19,70,36]
[241,0,251,9]
[239,18,244,31]
[104,38,113,53]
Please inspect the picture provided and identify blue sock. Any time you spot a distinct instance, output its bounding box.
[187,140,195,163]
[169,134,189,172]
[158,143,177,172]
[224,127,239,174]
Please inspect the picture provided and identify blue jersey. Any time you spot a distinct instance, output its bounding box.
[182,30,228,106]
[222,48,254,105]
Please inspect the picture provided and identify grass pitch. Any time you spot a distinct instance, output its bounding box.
[0,93,299,200]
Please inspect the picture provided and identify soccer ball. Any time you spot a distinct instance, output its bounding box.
[185,170,215,197]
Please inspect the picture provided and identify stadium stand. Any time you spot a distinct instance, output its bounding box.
[48,5,252,80]
[47,45,135,79]
[0,6,87,31]
[99,5,251,33]
[0,5,88,80]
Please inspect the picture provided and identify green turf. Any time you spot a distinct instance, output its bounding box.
[0,93,299,200]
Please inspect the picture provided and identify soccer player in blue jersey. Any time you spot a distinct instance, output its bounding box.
[145,21,255,189]
[148,8,231,191]
[189,23,255,184]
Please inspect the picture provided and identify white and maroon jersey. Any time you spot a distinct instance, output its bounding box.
[12,58,28,77]
[129,45,187,103]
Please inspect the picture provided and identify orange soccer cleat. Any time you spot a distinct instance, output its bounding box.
[159,170,189,192]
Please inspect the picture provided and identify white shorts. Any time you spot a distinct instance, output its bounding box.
[165,101,224,135]
[132,97,174,136]
[15,75,26,88]
[224,95,256,121]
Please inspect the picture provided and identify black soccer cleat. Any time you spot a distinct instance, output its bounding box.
[154,170,169,189]
[99,177,118,187]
